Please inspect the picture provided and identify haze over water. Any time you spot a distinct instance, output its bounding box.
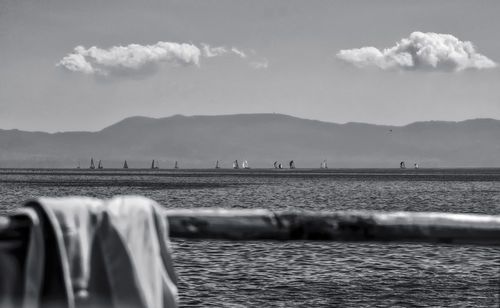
[1,168,499,307]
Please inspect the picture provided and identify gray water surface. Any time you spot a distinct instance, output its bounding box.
[1,168,499,307]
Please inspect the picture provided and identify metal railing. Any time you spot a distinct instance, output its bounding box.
[1,209,500,245]
[166,209,500,245]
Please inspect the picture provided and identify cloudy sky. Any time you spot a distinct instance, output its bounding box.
[1,0,499,132]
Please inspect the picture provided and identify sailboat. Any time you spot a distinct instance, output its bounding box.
[215,160,220,169]
[97,160,103,169]
[289,160,295,169]
[242,160,249,169]
[321,160,328,169]
[123,160,128,169]
[151,159,159,169]
[273,161,278,169]
[400,161,406,169]
[90,158,95,169]
[414,163,419,169]
[174,161,179,169]
[233,160,239,169]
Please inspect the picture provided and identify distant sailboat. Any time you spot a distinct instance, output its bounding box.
[233,160,239,169]
[151,159,159,169]
[123,160,128,169]
[414,163,419,169]
[289,160,295,169]
[215,160,220,169]
[174,161,179,169]
[90,158,95,169]
[98,160,103,169]
[278,163,283,169]
[273,161,278,169]
[321,160,328,169]
[400,161,406,169]
[242,160,250,169]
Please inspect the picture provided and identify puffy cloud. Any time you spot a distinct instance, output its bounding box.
[249,59,269,70]
[57,53,94,74]
[337,32,497,72]
[57,41,201,76]
[58,41,263,77]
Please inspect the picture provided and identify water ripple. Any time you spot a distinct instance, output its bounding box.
[0,169,499,307]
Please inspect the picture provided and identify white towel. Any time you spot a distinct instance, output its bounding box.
[24,196,178,308]
[0,208,45,308]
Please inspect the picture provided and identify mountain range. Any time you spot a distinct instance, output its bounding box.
[1,113,500,168]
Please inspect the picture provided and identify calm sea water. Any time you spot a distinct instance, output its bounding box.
[1,168,499,307]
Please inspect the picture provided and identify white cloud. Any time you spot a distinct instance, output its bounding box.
[337,32,497,72]
[57,41,201,76]
[58,53,95,74]
[201,44,228,58]
[200,44,248,59]
[58,41,263,77]
[231,47,247,58]
[249,59,269,70]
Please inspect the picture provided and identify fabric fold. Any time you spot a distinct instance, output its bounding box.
[0,208,46,308]
[20,196,178,308]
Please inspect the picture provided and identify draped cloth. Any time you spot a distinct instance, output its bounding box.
[6,196,178,308]
[0,208,44,308]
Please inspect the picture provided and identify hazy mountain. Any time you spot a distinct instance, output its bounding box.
[1,114,500,168]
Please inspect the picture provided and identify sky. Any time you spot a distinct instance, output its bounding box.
[1,0,499,132]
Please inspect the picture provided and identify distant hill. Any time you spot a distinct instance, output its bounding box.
[1,113,500,168]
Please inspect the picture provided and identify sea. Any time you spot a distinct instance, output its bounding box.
[0,168,499,307]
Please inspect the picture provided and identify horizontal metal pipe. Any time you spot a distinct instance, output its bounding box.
[2,209,500,245]
[165,209,500,245]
